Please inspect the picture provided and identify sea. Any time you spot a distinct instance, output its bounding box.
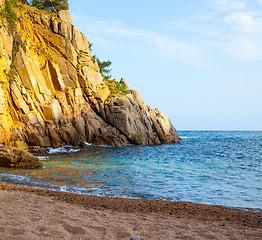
[0,131,261,212]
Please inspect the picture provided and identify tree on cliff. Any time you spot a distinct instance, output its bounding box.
[89,42,112,80]
[95,57,112,80]
[31,0,69,12]
[31,0,44,9]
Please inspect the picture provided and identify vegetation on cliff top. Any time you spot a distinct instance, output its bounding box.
[1,0,18,26]
[88,42,130,99]
[105,80,130,100]
[0,0,20,83]
[88,42,112,81]
[30,0,69,12]
[94,57,112,81]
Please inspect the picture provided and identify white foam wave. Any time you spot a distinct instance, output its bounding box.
[84,142,112,148]
[180,136,197,139]
[48,145,80,154]
[59,185,67,192]
[37,156,50,161]
[0,173,31,183]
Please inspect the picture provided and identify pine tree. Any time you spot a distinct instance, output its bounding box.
[94,56,112,80]
[31,0,44,10]
[31,0,69,12]
[89,41,112,80]
[43,0,68,12]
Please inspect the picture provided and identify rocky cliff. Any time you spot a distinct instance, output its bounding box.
[0,1,180,150]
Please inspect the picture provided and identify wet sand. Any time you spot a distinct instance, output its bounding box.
[0,182,261,239]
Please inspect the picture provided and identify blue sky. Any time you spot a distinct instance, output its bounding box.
[69,0,262,130]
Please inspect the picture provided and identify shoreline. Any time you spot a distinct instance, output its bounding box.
[1,182,262,239]
[0,182,261,229]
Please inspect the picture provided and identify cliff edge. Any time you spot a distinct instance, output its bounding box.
[0,1,180,149]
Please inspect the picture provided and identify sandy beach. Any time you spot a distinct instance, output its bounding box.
[0,182,261,239]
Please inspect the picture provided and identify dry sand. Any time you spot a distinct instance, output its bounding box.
[0,182,261,239]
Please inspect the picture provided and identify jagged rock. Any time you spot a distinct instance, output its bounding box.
[148,108,180,144]
[51,17,59,33]
[0,145,43,168]
[128,89,146,110]
[58,10,72,25]
[29,146,49,154]
[13,141,28,150]
[58,21,72,40]
[45,121,64,148]
[57,118,82,146]
[0,2,180,149]
[71,25,89,52]
[42,99,63,121]
[72,115,86,141]
[0,0,4,10]
[104,95,160,145]
[81,105,129,147]
[120,78,128,88]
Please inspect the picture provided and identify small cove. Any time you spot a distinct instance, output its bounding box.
[0,131,261,211]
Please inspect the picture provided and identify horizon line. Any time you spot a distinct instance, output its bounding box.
[177,129,262,132]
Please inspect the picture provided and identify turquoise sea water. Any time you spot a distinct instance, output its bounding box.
[0,131,261,211]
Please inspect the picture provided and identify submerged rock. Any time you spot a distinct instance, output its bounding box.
[0,145,43,169]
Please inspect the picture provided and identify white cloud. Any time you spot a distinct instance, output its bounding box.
[72,0,262,64]
[212,0,246,11]
[167,1,262,61]
[224,35,262,60]
[72,15,206,65]
[222,11,262,60]
[148,34,205,61]
[223,11,262,33]
[167,20,219,38]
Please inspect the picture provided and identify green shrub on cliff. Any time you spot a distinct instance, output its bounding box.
[106,80,130,100]
[5,40,20,82]
[1,0,18,26]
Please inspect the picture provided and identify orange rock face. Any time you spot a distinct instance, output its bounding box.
[0,3,180,149]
